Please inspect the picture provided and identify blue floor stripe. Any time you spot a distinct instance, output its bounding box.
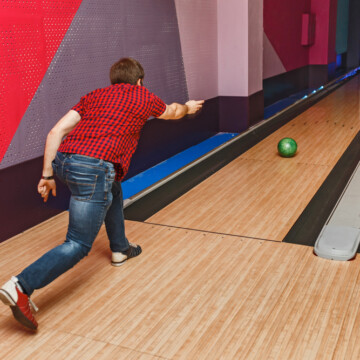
[123,133,238,199]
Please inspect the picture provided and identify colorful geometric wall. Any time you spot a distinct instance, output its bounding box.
[2,0,358,168]
[8,0,352,169]
[263,32,286,79]
[0,0,189,169]
[0,0,83,166]
[263,0,312,74]
[263,0,353,79]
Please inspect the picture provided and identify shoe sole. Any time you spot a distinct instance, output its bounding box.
[0,290,37,331]
[0,290,15,306]
[111,247,142,267]
[111,260,126,267]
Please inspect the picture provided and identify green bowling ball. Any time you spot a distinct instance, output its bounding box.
[277,138,297,157]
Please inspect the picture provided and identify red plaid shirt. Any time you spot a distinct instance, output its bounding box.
[58,83,166,181]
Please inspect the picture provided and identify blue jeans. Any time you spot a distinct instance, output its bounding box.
[17,152,129,296]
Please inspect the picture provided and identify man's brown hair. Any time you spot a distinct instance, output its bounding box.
[110,57,144,85]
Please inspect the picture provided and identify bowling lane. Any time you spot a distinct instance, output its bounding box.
[242,76,359,167]
[146,157,331,241]
[147,76,360,241]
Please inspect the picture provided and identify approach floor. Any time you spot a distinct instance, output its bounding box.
[2,217,360,359]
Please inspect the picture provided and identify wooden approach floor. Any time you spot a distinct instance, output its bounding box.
[147,76,360,241]
[2,214,360,359]
[0,77,359,359]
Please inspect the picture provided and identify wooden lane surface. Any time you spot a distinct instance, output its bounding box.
[147,159,331,241]
[147,76,360,241]
[242,76,360,166]
[2,214,360,359]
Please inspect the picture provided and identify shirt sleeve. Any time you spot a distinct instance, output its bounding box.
[149,93,166,118]
[71,95,86,118]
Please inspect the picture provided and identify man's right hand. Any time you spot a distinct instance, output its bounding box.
[38,178,57,203]
[158,100,205,120]
[185,100,204,114]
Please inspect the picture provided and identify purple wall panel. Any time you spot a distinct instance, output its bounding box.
[0,0,188,169]
[0,156,70,243]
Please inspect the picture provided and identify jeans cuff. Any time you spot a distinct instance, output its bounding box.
[110,239,129,253]
[15,275,33,296]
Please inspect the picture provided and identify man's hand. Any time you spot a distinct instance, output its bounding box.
[185,100,204,114]
[38,179,56,203]
[158,100,205,120]
[38,110,80,202]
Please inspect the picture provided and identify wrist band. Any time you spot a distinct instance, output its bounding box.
[41,175,54,180]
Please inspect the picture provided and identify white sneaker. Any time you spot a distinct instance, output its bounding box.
[111,243,142,266]
[0,277,38,330]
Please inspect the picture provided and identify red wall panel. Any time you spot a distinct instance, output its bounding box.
[264,0,311,72]
[0,0,82,163]
[264,0,338,72]
[309,0,338,64]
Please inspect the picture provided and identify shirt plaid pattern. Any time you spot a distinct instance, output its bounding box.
[58,83,166,181]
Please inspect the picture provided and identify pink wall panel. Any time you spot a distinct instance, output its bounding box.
[248,0,263,95]
[177,0,263,98]
[218,0,263,96]
[175,0,218,100]
[218,0,249,96]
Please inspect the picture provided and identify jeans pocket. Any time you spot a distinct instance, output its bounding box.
[66,170,98,201]
[52,157,66,183]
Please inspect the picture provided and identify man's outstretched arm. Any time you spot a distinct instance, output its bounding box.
[158,100,204,120]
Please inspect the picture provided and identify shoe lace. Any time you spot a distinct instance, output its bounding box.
[13,278,39,313]
[29,298,39,312]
